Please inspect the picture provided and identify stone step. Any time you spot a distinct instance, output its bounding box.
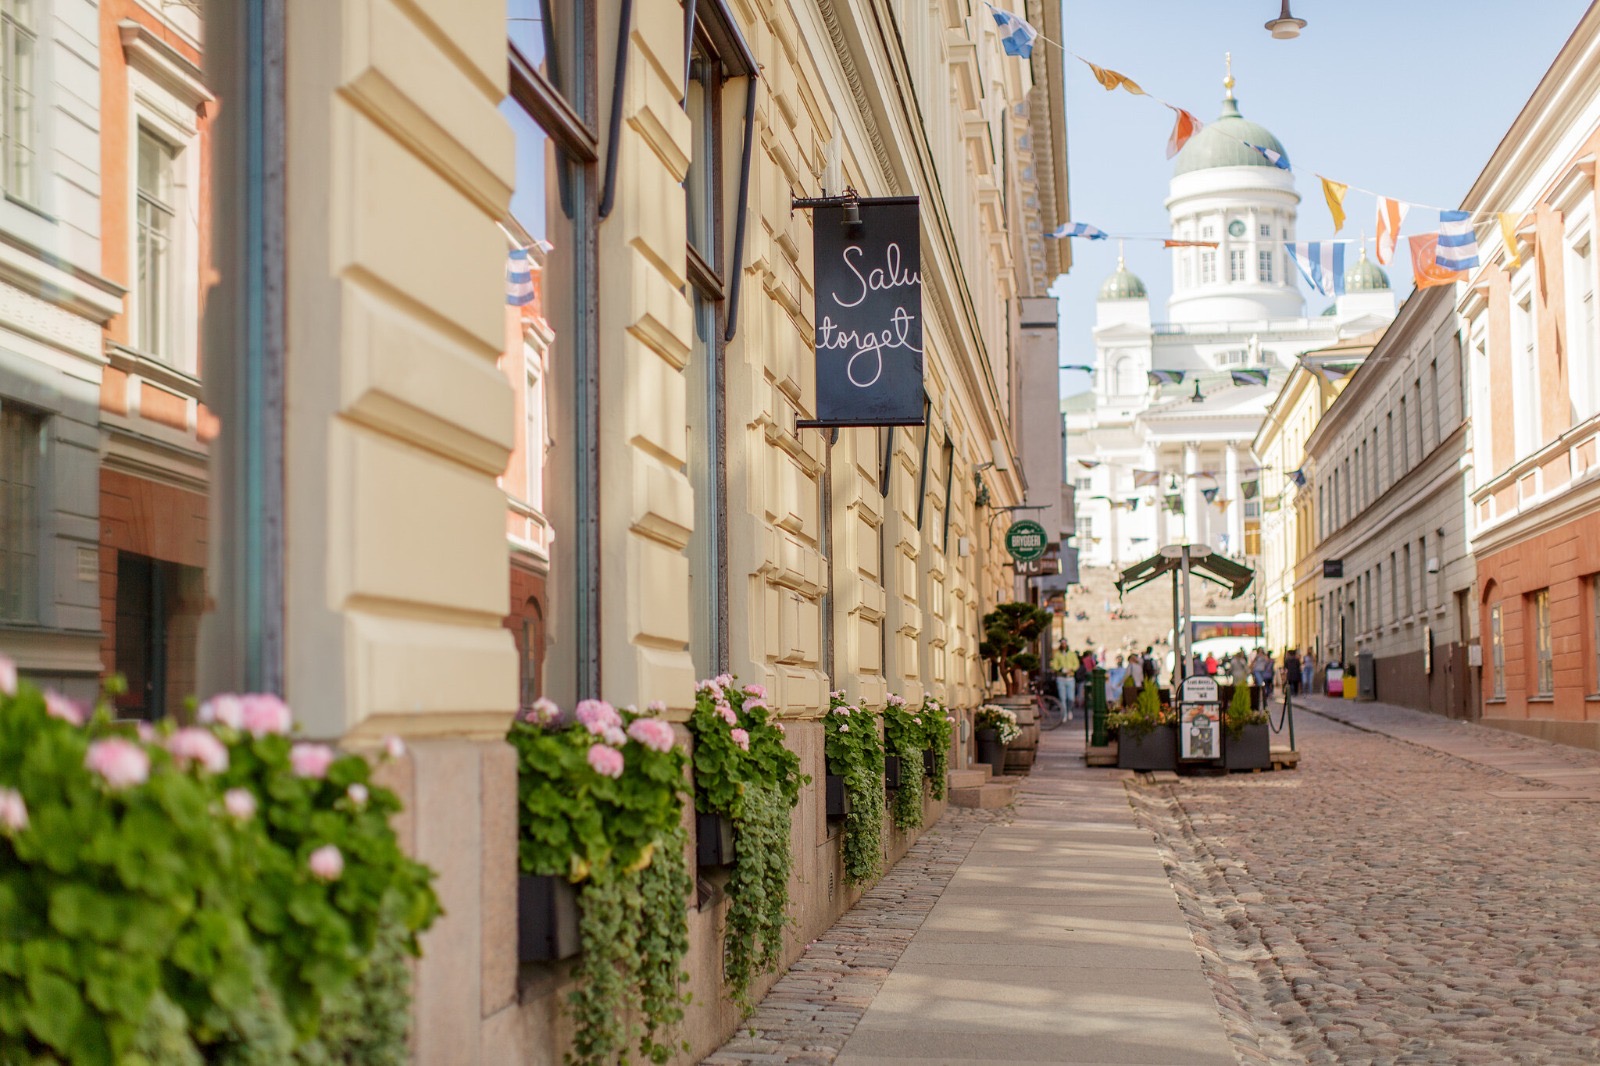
[949,779,1019,809]
[947,768,987,789]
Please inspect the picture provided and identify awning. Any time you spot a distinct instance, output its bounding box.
[1115,547,1255,599]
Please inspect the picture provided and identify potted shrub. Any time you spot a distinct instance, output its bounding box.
[974,704,1021,775]
[1223,683,1271,771]
[918,697,956,800]
[509,697,693,1064]
[823,692,884,886]
[979,602,1052,694]
[1110,680,1178,771]
[690,678,806,1013]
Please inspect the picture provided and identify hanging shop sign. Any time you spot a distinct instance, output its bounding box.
[1005,519,1048,562]
[1323,559,1344,579]
[1179,674,1221,761]
[806,196,924,426]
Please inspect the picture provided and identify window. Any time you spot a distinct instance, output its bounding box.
[1386,412,1395,486]
[1490,603,1505,699]
[1229,249,1246,282]
[1399,395,1409,472]
[1200,250,1216,284]
[1568,232,1598,421]
[1217,349,1248,367]
[1076,516,1093,546]
[1429,358,1441,447]
[1513,290,1540,455]
[524,361,544,511]
[0,0,34,202]
[0,399,41,621]
[1533,589,1554,696]
[1201,223,1215,240]
[1258,249,1273,283]
[1403,542,1413,618]
[137,129,180,360]
[1592,575,1600,694]
[1073,476,1091,492]
[1259,222,1271,238]
[520,603,545,707]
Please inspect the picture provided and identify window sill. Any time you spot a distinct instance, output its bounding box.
[1527,695,1555,704]
[6,192,55,225]
[1485,697,1507,705]
[1585,694,1600,703]
[107,343,202,397]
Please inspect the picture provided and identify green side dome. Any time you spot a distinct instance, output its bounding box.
[1320,304,1338,316]
[1343,249,1390,292]
[1172,96,1289,176]
[1099,259,1147,301]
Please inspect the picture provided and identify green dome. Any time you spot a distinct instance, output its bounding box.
[1320,304,1338,316]
[1099,260,1147,301]
[1172,97,1289,176]
[1343,250,1390,292]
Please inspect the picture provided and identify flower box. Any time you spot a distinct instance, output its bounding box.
[1116,723,1179,772]
[922,748,936,777]
[884,755,902,790]
[1224,721,1271,771]
[825,773,850,820]
[518,873,582,963]
[695,810,735,867]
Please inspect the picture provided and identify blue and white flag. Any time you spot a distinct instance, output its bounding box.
[506,247,535,307]
[990,6,1039,58]
[1436,209,1480,271]
[1147,369,1185,385]
[1286,241,1347,296]
[1245,142,1290,170]
[1231,368,1269,387]
[1289,469,1308,487]
[1045,221,1108,240]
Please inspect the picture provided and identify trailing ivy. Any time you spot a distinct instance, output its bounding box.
[918,696,955,801]
[508,699,691,1066]
[882,695,925,831]
[688,677,805,1012]
[823,692,884,885]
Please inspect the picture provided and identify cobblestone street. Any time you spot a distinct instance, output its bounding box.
[710,700,1600,1065]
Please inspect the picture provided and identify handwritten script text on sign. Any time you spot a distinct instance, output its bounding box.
[816,243,922,388]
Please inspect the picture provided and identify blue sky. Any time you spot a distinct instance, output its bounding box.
[1051,0,1594,397]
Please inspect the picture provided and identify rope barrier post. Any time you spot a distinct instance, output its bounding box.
[1091,667,1109,748]
[1285,687,1295,751]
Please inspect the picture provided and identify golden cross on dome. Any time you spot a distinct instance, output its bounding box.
[1224,52,1235,99]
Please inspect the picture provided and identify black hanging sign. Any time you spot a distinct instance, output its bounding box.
[806,196,924,426]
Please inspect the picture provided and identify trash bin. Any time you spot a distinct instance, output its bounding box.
[1342,672,1357,699]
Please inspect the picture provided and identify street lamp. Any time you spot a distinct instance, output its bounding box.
[1265,1,1306,39]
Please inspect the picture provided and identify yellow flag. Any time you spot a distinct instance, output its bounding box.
[1085,60,1145,96]
[1320,177,1349,233]
[1499,212,1521,269]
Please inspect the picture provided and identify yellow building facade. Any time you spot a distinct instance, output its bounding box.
[202,0,1067,1059]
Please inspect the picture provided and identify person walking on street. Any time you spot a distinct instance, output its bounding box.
[1284,648,1302,696]
[1251,647,1274,706]
[1302,650,1316,693]
[1050,642,1079,720]
[1230,649,1248,689]
[1204,651,1218,676]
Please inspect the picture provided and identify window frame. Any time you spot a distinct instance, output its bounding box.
[1258,248,1273,283]
[1490,602,1505,699]
[0,397,44,623]
[1532,588,1554,697]
[0,0,37,204]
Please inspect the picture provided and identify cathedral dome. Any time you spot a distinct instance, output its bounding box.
[1100,259,1148,301]
[1343,249,1390,292]
[1172,96,1288,177]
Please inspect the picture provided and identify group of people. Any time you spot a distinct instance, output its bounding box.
[1188,647,1318,700]
[1048,643,1161,714]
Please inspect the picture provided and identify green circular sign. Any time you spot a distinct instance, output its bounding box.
[1005,519,1048,562]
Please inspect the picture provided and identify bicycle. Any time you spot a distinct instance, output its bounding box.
[1030,675,1066,731]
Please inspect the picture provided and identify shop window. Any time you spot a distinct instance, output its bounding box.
[1,0,35,203]
[0,399,42,622]
[1532,588,1553,696]
[1490,603,1505,699]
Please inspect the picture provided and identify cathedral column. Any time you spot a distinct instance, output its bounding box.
[1225,443,1242,557]
[1184,444,1200,545]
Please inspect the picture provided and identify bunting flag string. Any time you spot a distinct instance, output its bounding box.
[1165,107,1204,160]
[1409,233,1468,289]
[1245,142,1290,170]
[1289,470,1308,487]
[1230,368,1270,387]
[1437,210,1481,271]
[1241,479,1260,498]
[1320,178,1348,234]
[506,247,535,307]
[1045,222,1109,240]
[1133,470,1162,488]
[1286,242,1347,296]
[1499,213,1523,270]
[1201,487,1220,504]
[1375,198,1409,266]
[1164,239,1219,248]
[1147,369,1186,385]
[988,5,1039,57]
[1081,58,1145,96]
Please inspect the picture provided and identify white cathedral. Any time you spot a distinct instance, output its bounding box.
[1064,70,1396,571]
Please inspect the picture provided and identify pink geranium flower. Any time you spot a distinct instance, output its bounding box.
[717,703,737,725]
[197,693,245,730]
[730,728,750,751]
[85,739,150,789]
[626,718,675,753]
[0,655,14,697]
[575,700,621,736]
[347,783,369,806]
[774,722,786,734]
[167,728,230,774]
[223,788,257,819]
[384,735,407,759]
[646,700,667,714]
[587,743,624,778]
[290,743,336,779]
[836,723,849,733]
[0,787,27,833]
[308,844,344,881]
[43,690,85,727]
[744,684,766,699]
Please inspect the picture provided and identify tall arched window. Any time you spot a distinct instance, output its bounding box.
[520,597,545,708]
[1115,356,1140,395]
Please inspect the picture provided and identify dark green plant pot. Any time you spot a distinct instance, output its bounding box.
[1117,723,1178,771]
[825,773,850,820]
[1224,721,1271,771]
[518,874,581,963]
[922,748,936,777]
[695,810,735,867]
[884,755,902,790]
[975,727,1007,775]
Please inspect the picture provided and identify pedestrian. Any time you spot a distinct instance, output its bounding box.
[1302,650,1316,693]
[1128,653,1144,688]
[1230,649,1248,688]
[1284,647,1301,696]
[1191,651,1204,678]
[1204,651,1218,676]
[1051,641,1079,720]
[1251,647,1274,704]
[1143,647,1159,685]
[1074,657,1090,713]
[1108,655,1127,701]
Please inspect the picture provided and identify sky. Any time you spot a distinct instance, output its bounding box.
[1050,0,1595,398]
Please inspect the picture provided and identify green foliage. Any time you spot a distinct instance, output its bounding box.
[1224,682,1268,740]
[1108,681,1174,740]
[823,692,883,885]
[974,704,1022,745]
[917,697,955,801]
[687,678,805,1013]
[0,678,436,1065]
[980,603,1052,690]
[507,702,692,1066]
[882,698,925,831]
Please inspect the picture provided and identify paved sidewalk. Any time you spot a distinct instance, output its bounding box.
[707,723,1238,1065]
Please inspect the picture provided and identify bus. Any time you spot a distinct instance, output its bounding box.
[1164,613,1264,675]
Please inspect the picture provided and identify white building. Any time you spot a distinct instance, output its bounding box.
[1064,71,1394,572]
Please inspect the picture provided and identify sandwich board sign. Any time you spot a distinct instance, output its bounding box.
[1179,674,1221,761]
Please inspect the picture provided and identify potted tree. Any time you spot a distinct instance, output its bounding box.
[1110,680,1178,771]
[1223,682,1271,771]
[979,602,1052,696]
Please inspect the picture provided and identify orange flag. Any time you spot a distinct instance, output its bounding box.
[1408,233,1468,289]
[1165,108,1202,160]
[1084,60,1145,96]
[1164,239,1219,248]
[1374,198,1409,265]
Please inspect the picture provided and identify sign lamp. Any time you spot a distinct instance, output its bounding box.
[1265,1,1306,39]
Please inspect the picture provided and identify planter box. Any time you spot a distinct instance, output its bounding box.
[884,755,902,790]
[975,727,1008,776]
[825,774,850,820]
[696,810,735,867]
[922,749,936,777]
[1225,721,1271,771]
[518,874,581,963]
[1116,724,1178,772]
